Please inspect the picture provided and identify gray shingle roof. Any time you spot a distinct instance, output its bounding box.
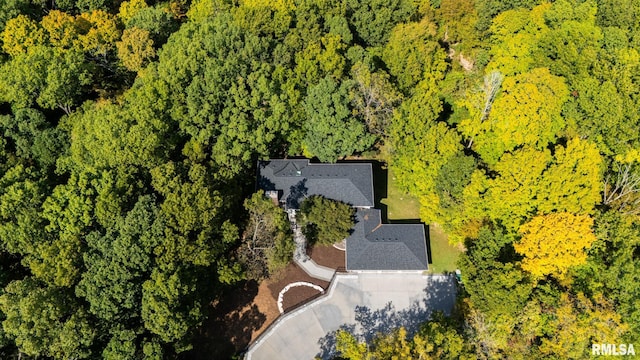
[257,159,428,271]
[346,209,429,271]
[257,159,374,208]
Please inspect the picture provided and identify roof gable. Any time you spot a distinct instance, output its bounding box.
[346,209,429,271]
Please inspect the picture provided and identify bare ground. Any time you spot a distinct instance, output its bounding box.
[184,262,330,359]
[308,244,346,269]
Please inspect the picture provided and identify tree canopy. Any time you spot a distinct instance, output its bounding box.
[300,195,355,246]
[0,0,637,358]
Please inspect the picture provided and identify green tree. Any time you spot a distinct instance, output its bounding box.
[239,191,294,280]
[38,172,95,287]
[76,195,163,322]
[596,0,639,33]
[150,162,241,270]
[0,0,44,35]
[141,268,201,346]
[434,153,476,209]
[349,62,402,136]
[49,309,95,360]
[382,17,447,92]
[435,0,479,53]
[535,0,602,82]
[0,164,49,258]
[0,46,92,113]
[302,77,374,162]
[125,4,178,46]
[459,226,532,319]
[300,195,355,246]
[101,328,137,360]
[474,0,542,33]
[0,108,67,167]
[0,278,93,358]
[346,0,416,46]
[39,48,93,114]
[64,96,173,171]
[578,211,640,339]
[388,75,464,231]
[116,27,155,71]
[412,313,471,359]
[155,14,297,177]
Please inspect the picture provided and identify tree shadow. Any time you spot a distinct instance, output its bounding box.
[181,280,265,360]
[287,178,308,209]
[317,324,357,360]
[315,274,458,360]
[426,224,433,265]
[422,274,458,317]
[315,301,431,359]
[371,161,388,223]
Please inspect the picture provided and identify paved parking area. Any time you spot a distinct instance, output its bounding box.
[245,273,457,360]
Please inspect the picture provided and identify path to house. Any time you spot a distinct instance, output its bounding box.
[287,209,335,282]
[245,273,457,360]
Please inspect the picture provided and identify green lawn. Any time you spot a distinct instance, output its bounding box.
[380,168,421,220]
[428,224,461,274]
[379,167,461,274]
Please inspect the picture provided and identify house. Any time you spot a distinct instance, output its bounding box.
[257,159,429,271]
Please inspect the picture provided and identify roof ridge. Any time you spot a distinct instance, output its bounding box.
[350,163,374,207]
[400,241,423,266]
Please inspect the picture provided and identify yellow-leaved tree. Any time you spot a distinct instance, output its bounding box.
[118,0,148,23]
[76,10,121,57]
[41,10,79,49]
[116,27,155,72]
[458,68,569,165]
[538,137,603,214]
[1,15,46,56]
[539,292,628,358]
[515,212,596,279]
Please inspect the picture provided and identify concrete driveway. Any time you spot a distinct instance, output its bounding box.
[246,273,457,360]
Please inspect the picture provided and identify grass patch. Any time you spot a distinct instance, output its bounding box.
[362,158,462,274]
[380,167,420,220]
[428,224,461,274]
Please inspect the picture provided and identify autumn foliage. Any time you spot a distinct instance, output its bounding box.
[0,0,637,358]
[515,212,597,278]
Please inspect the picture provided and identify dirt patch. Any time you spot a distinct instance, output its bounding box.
[184,262,330,359]
[252,281,281,333]
[184,280,266,360]
[308,245,345,269]
[281,284,324,312]
[267,263,329,300]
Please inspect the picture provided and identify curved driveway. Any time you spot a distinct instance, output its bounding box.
[246,273,457,360]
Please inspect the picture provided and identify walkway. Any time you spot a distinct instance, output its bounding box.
[245,273,457,360]
[287,209,335,281]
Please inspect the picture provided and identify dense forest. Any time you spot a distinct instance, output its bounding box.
[0,0,638,358]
